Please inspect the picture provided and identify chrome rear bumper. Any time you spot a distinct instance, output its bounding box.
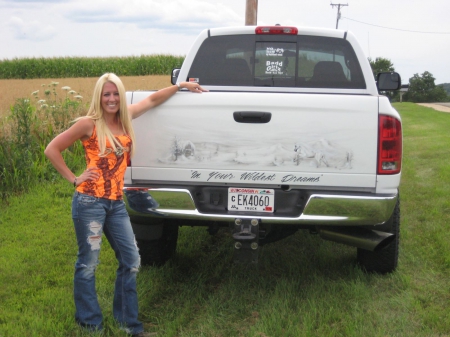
[124,187,398,226]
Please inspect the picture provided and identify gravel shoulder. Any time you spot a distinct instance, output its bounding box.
[417,103,450,113]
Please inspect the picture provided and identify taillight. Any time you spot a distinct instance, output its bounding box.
[378,115,402,174]
[255,26,298,35]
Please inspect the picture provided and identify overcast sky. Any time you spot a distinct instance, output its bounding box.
[1,0,449,84]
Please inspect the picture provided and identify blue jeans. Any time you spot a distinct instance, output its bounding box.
[71,192,143,334]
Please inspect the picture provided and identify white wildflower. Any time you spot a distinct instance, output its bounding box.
[37,99,46,104]
[68,90,76,95]
[32,90,39,95]
[61,86,71,91]
[51,82,59,86]
[74,95,83,100]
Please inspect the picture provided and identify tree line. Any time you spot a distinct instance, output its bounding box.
[369,57,449,103]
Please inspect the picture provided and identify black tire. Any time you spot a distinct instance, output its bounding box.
[137,222,179,266]
[357,198,400,273]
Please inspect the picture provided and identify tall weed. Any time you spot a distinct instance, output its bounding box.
[0,82,86,199]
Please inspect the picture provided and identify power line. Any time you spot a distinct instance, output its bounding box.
[342,16,450,34]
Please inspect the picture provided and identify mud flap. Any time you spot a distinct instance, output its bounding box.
[232,219,260,264]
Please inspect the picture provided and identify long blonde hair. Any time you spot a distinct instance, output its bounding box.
[81,73,136,157]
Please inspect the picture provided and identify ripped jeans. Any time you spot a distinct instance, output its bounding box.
[71,191,143,334]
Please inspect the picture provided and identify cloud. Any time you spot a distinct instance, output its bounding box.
[63,0,242,33]
[3,0,66,2]
[7,16,57,41]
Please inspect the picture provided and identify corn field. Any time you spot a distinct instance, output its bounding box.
[0,55,185,79]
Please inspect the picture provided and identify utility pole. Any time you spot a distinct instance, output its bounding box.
[245,0,258,25]
[330,3,348,29]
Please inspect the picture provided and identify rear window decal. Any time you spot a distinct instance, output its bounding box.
[266,61,284,75]
[266,47,284,57]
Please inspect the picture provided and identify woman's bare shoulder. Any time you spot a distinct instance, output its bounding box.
[72,117,95,140]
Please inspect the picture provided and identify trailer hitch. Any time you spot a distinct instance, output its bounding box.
[232,218,260,264]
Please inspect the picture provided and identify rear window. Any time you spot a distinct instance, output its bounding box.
[187,34,366,89]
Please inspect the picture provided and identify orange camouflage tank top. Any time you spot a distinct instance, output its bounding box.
[76,126,132,200]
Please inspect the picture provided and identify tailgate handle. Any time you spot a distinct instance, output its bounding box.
[233,111,272,124]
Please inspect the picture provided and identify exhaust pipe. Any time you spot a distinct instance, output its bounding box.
[318,227,395,252]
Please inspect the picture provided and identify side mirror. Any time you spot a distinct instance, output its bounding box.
[377,72,401,91]
[171,68,181,85]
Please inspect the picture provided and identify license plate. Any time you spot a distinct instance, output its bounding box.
[228,188,275,213]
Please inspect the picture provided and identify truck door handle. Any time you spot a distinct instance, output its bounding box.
[233,111,272,123]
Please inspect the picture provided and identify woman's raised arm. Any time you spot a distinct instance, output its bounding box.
[128,81,207,119]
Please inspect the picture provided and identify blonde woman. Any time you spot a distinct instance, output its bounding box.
[45,73,206,336]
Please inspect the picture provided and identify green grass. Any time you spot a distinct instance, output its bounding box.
[1,103,450,336]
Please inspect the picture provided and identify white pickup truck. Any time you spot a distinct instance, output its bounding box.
[125,25,402,273]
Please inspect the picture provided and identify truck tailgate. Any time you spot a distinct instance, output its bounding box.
[128,91,379,189]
